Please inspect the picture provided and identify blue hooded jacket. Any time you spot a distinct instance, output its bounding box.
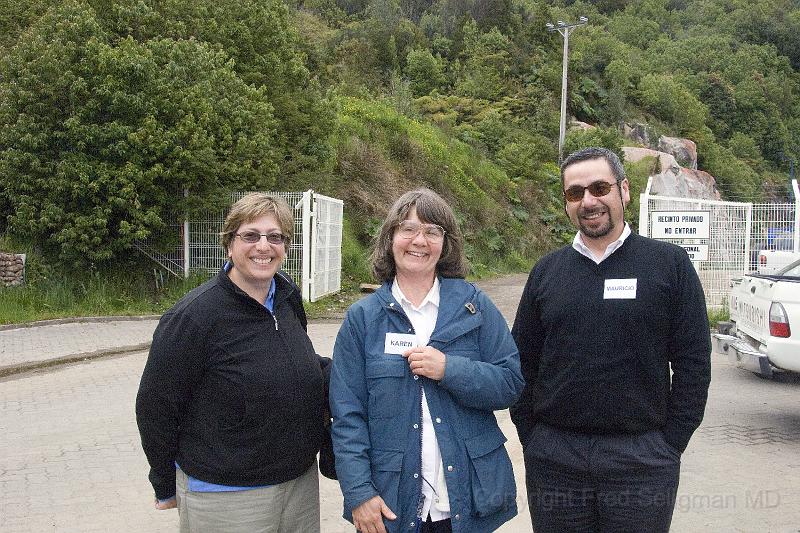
[330,277,524,533]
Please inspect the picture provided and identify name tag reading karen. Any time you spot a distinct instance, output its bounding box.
[384,333,417,355]
[604,278,637,299]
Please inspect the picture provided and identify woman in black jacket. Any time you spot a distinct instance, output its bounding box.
[136,193,329,533]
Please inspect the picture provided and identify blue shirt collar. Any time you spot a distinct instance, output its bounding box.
[223,261,277,311]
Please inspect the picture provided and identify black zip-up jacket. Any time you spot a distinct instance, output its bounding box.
[136,269,326,500]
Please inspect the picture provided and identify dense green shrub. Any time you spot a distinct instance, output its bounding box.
[0,1,277,267]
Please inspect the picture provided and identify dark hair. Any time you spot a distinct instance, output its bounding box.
[370,188,468,282]
[560,147,626,185]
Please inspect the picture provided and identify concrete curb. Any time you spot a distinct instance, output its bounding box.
[0,342,152,378]
[0,315,161,332]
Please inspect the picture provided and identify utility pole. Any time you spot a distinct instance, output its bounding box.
[546,16,588,163]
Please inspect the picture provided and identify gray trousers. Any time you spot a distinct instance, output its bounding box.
[175,462,320,533]
[524,424,681,533]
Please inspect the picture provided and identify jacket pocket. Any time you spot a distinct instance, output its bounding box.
[366,359,406,419]
[464,427,516,517]
[370,448,404,518]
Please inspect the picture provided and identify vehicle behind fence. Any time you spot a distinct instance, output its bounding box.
[639,179,799,308]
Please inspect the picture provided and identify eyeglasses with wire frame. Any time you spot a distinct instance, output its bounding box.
[396,221,446,243]
[235,231,289,245]
[563,180,618,203]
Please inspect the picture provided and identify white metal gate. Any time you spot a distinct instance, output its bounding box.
[639,179,799,308]
[310,194,344,302]
[136,190,343,302]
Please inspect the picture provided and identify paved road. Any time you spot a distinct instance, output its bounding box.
[0,318,158,372]
[1,275,799,532]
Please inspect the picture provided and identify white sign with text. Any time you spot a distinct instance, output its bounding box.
[678,244,709,261]
[651,211,710,239]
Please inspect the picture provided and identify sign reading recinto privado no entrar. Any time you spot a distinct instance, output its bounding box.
[650,211,710,239]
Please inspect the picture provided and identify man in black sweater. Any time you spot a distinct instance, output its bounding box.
[511,147,711,532]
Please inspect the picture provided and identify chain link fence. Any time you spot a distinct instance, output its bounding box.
[639,179,799,308]
[135,190,342,302]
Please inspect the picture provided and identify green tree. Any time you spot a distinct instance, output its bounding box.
[607,14,661,49]
[728,132,765,171]
[107,0,335,180]
[405,48,447,96]
[0,0,56,50]
[455,21,511,99]
[495,133,556,181]
[562,127,625,161]
[637,73,709,134]
[0,1,277,267]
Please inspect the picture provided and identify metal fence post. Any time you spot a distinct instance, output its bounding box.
[744,203,752,272]
[183,188,190,278]
[793,179,799,254]
[301,190,313,302]
[638,176,652,236]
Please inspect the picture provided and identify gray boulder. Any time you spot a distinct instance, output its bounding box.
[650,167,720,200]
[657,136,697,170]
[622,122,652,147]
[621,146,719,200]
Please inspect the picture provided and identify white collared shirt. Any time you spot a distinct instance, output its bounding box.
[391,278,450,521]
[572,223,632,264]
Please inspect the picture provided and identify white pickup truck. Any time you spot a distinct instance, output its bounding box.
[756,250,800,274]
[714,258,800,377]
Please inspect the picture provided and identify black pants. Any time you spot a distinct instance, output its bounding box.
[524,424,681,533]
[420,517,452,533]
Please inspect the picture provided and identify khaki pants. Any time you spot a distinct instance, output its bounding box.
[175,462,320,533]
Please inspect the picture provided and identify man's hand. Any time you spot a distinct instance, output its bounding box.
[352,495,396,533]
[155,496,177,510]
[403,346,446,381]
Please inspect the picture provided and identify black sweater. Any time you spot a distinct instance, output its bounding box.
[136,270,326,500]
[510,233,711,453]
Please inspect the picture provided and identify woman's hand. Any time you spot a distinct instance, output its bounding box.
[353,495,396,533]
[154,496,177,510]
[403,346,446,381]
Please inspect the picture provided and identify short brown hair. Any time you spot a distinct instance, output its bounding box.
[221,193,294,254]
[370,188,468,282]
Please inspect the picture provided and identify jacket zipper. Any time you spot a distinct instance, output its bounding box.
[387,303,425,527]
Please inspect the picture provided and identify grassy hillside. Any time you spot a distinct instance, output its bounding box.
[1,0,799,318]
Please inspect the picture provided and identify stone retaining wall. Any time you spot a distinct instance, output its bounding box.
[0,252,25,287]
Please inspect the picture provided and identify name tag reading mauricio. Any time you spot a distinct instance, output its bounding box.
[384,333,417,355]
[604,278,637,299]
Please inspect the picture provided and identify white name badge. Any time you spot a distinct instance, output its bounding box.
[604,278,637,299]
[384,333,417,355]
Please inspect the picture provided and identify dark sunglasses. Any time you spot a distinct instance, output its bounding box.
[563,180,617,203]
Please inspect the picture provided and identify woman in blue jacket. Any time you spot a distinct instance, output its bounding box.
[330,188,524,533]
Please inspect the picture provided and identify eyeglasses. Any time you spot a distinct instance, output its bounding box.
[236,231,288,245]
[396,221,446,243]
[563,180,617,203]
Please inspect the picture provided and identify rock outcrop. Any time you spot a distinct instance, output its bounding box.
[622,122,652,147]
[650,167,720,200]
[622,146,720,200]
[569,119,594,131]
[623,146,679,173]
[657,136,697,170]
